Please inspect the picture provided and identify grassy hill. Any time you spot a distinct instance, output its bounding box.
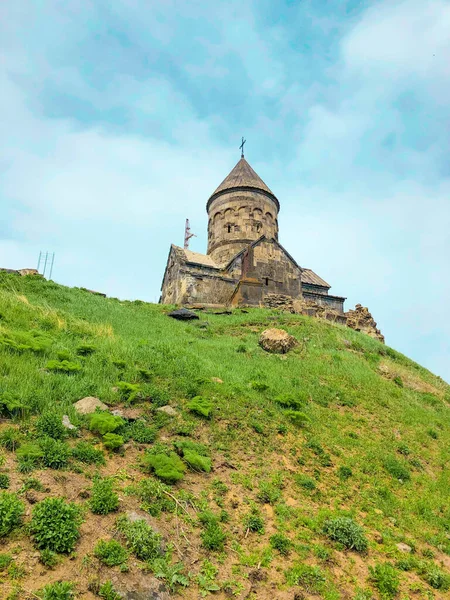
[0,272,449,600]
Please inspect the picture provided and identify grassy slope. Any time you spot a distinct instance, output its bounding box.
[0,272,449,599]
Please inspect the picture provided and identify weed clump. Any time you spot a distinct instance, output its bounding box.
[90,413,125,435]
[116,381,140,402]
[103,433,124,451]
[16,442,44,472]
[143,451,186,483]
[0,427,21,451]
[30,497,82,553]
[76,343,96,356]
[39,548,59,569]
[99,581,122,600]
[90,477,119,515]
[285,564,326,592]
[369,563,400,599]
[94,539,128,567]
[270,533,292,555]
[243,507,264,533]
[187,396,213,418]
[40,437,71,469]
[323,517,368,553]
[116,515,162,561]
[127,420,156,444]
[71,441,105,465]
[39,581,75,599]
[46,360,81,374]
[36,412,67,441]
[0,492,24,537]
[174,439,211,473]
[338,466,353,480]
[0,474,9,489]
[285,410,310,427]
[383,456,411,482]
[134,479,175,516]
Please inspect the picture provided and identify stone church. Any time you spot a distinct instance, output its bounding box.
[160,153,348,311]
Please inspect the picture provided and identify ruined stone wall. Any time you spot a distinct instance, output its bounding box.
[207,190,279,264]
[302,291,345,313]
[345,304,385,343]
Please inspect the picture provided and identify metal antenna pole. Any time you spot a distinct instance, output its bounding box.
[37,251,42,272]
[43,252,49,278]
[184,219,196,250]
[49,253,55,280]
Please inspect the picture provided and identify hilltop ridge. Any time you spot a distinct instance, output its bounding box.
[0,272,448,600]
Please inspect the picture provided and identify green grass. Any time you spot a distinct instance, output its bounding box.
[0,272,449,598]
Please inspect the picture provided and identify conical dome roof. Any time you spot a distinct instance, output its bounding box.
[207,157,279,211]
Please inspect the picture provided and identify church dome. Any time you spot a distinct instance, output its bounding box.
[207,157,279,212]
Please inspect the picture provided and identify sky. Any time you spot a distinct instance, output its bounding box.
[1,0,449,382]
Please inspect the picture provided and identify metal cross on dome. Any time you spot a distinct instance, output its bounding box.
[239,136,246,158]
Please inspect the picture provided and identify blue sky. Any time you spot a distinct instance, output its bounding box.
[1,0,449,382]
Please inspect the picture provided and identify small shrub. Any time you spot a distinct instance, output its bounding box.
[338,466,353,480]
[201,523,226,551]
[251,421,264,434]
[99,581,122,600]
[151,558,190,593]
[138,368,152,381]
[30,497,82,553]
[90,477,119,515]
[0,474,10,489]
[257,480,282,504]
[243,508,264,533]
[295,475,316,490]
[39,437,71,469]
[0,553,13,569]
[56,350,71,361]
[393,376,403,387]
[16,442,44,472]
[369,563,400,599]
[427,428,438,439]
[183,450,211,473]
[36,412,67,440]
[116,515,162,561]
[102,433,124,451]
[397,443,410,456]
[0,492,24,537]
[46,360,81,374]
[89,413,125,435]
[94,539,128,567]
[275,393,307,410]
[134,479,175,516]
[250,381,269,392]
[0,391,25,417]
[76,343,96,356]
[39,581,75,600]
[116,381,140,402]
[143,452,185,483]
[425,567,450,590]
[71,441,105,465]
[39,548,59,568]
[0,427,22,451]
[323,517,368,553]
[270,533,292,555]
[285,564,326,592]
[383,456,411,482]
[127,420,156,444]
[236,344,247,353]
[112,359,127,369]
[187,396,213,418]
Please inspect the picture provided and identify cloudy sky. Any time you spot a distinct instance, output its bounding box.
[1,0,449,381]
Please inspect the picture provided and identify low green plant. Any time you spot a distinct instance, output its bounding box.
[39,548,59,568]
[257,479,282,504]
[285,564,326,592]
[151,557,190,593]
[76,342,96,355]
[424,567,450,590]
[338,466,353,480]
[94,539,128,567]
[71,441,105,465]
[187,396,213,418]
[89,413,125,435]
[427,428,438,439]
[183,449,211,472]
[127,420,156,444]
[30,497,82,553]
[116,381,140,402]
[369,563,400,599]
[16,442,44,472]
[275,392,308,410]
[134,478,175,516]
[397,443,410,456]
[36,412,67,440]
[90,477,119,515]
[138,368,152,381]
[270,533,292,555]
[383,456,411,482]
[56,350,71,361]
[285,410,310,427]
[98,581,122,600]
[102,433,124,451]
[243,508,264,533]
[0,427,22,451]
[295,474,316,490]
[46,360,81,374]
[323,517,368,553]
[0,553,13,570]
[201,523,226,551]
[116,515,162,561]
[39,581,75,600]
[0,392,25,417]
[39,437,71,469]
[0,474,10,489]
[143,451,185,483]
[0,492,24,537]
[250,381,269,392]
[196,559,220,596]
